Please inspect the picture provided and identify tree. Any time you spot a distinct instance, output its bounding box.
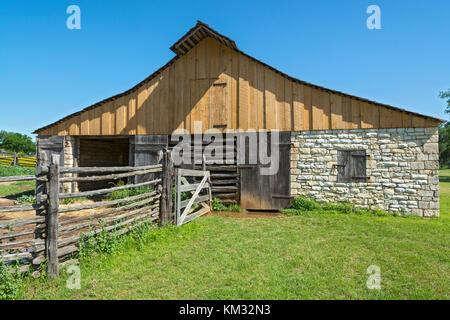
[440,89,450,115]
[0,131,36,155]
[439,89,450,167]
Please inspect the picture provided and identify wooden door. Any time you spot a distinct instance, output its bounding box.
[240,132,291,210]
[211,81,228,131]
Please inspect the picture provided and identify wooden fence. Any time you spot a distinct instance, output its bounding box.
[0,153,36,168]
[0,152,174,277]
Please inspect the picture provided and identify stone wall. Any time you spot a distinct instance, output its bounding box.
[290,127,439,217]
[63,136,78,193]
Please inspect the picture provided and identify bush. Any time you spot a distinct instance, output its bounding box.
[108,180,154,206]
[78,220,156,260]
[291,196,321,211]
[283,196,397,217]
[0,262,24,300]
[212,198,244,212]
[16,194,36,204]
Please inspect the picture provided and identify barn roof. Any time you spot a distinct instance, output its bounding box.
[34,21,444,134]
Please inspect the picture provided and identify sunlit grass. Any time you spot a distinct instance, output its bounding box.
[20,170,449,300]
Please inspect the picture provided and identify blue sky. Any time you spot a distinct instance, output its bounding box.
[0,0,449,138]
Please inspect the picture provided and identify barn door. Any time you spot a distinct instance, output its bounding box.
[130,135,168,182]
[211,80,228,131]
[240,132,291,210]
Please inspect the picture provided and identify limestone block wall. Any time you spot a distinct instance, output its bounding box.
[290,128,439,217]
[63,136,78,193]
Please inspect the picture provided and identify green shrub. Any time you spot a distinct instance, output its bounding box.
[79,221,120,260]
[78,220,156,260]
[108,180,154,206]
[291,196,321,211]
[16,194,36,204]
[212,198,244,212]
[0,261,24,300]
[322,201,353,214]
[285,196,396,217]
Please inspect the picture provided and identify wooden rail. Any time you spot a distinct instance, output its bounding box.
[0,153,36,168]
[0,157,174,279]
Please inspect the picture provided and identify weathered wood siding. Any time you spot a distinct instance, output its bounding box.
[37,37,440,136]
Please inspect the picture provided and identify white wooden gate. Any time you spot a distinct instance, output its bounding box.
[175,168,212,226]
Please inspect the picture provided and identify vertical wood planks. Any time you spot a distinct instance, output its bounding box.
[80,110,89,135]
[185,46,195,132]
[128,93,137,135]
[351,99,360,129]
[275,73,285,130]
[321,91,331,130]
[137,83,147,135]
[292,83,304,131]
[254,63,265,130]
[174,55,185,130]
[284,79,292,131]
[303,85,312,130]
[330,93,343,129]
[247,59,257,130]
[230,49,239,130]
[361,102,374,129]
[264,68,276,129]
[341,96,352,129]
[311,88,323,130]
[239,54,250,130]
[223,45,234,130]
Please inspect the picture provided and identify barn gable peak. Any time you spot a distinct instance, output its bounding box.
[170,20,238,56]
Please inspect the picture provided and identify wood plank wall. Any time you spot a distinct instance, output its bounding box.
[37,37,439,136]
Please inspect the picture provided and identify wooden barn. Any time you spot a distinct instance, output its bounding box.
[34,21,443,216]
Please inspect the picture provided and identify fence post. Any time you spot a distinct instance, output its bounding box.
[46,161,60,278]
[160,151,173,226]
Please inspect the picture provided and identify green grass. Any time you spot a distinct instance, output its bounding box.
[0,180,35,200]
[0,166,35,177]
[0,166,36,201]
[17,170,450,300]
[439,168,450,224]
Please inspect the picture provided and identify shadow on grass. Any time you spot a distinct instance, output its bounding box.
[4,189,34,201]
[439,176,450,183]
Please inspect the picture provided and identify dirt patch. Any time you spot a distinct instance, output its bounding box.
[206,210,285,219]
[0,198,15,207]
[0,200,108,221]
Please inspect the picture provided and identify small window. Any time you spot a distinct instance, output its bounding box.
[337,150,368,183]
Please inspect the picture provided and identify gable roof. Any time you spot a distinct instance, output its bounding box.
[34,21,444,134]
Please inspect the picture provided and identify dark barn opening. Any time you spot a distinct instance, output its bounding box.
[78,137,130,191]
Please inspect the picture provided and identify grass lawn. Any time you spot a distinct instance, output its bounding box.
[20,171,450,300]
[0,181,35,199]
[0,166,36,201]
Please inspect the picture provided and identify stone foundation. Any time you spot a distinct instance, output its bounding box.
[290,127,439,217]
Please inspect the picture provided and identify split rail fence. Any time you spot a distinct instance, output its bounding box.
[0,153,175,277]
[0,153,36,168]
[0,151,211,277]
